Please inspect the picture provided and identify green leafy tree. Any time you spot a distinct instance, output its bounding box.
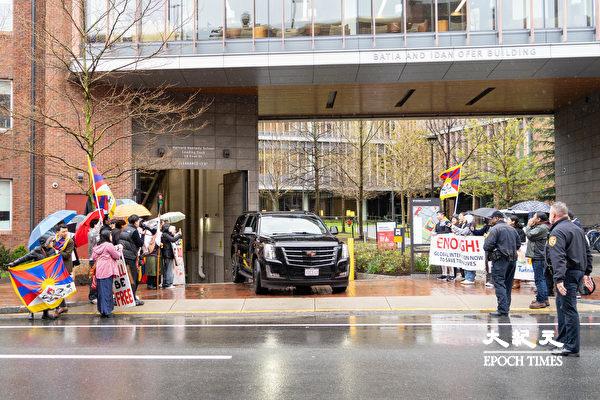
[530,117,555,201]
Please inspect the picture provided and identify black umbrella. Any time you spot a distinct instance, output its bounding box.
[510,201,550,214]
[470,207,498,219]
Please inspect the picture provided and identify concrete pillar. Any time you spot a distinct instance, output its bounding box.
[302,192,309,211]
[554,92,600,225]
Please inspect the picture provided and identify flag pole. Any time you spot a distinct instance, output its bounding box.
[87,155,103,222]
[452,164,463,216]
[156,193,164,290]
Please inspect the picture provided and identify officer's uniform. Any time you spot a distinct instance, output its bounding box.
[546,217,593,353]
[483,219,521,315]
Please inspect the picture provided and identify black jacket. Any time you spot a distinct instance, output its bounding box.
[483,220,521,259]
[119,224,144,261]
[546,217,593,283]
[471,224,490,236]
[161,228,182,259]
[434,221,451,234]
[8,246,49,267]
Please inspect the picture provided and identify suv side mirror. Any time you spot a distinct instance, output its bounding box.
[243,227,254,234]
[330,226,339,235]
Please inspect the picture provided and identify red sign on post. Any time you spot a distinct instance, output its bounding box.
[376,222,396,250]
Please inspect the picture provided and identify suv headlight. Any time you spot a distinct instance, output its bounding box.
[341,244,349,260]
[263,243,277,261]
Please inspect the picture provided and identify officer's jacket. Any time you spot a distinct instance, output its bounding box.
[546,217,593,283]
[483,220,520,258]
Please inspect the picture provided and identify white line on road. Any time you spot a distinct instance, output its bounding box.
[0,322,598,329]
[0,354,232,360]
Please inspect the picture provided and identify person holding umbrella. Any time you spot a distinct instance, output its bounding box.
[161,223,182,289]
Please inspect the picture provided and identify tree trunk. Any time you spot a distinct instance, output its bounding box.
[400,191,406,226]
[341,196,346,233]
[358,123,365,240]
[313,130,320,215]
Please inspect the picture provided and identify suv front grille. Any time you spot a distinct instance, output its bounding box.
[281,246,338,267]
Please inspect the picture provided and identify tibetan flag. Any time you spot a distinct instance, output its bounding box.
[8,255,76,313]
[87,156,117,218]
[439,164,462,200]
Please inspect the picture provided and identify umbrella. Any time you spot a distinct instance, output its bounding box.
[28,210,77,250]
[113,203,152,220]
[74,211,102,247]
[470,207,498,219]
[510,200,550,214]
[117,198,137,206]
[160,212,186,224]
[66,214,86,233]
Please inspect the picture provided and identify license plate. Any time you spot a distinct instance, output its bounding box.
[305,268,319,277]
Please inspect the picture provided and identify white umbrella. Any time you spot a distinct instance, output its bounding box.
[160,211,186,224]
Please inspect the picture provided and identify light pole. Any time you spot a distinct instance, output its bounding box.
[426,133,437,198]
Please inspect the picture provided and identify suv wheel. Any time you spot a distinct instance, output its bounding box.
[231,254,245,283]
[253,259,267,295]
[331,286,347,294]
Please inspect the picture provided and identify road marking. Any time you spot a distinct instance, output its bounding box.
[0,322,598,329]
[0,354,232,360]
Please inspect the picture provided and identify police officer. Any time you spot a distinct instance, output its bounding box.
[483,211,521,317]
[546,202,593,357]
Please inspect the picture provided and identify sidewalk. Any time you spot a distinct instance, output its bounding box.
[2,276,599,316]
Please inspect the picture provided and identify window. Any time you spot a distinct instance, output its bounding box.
[374,0,404,34]
[344,0,373,35]
[283,0,312,37]
[86,0,108,42]
[469,0,496,31]
[169,0,194,40]
[314,0,343,36]
[110,0,137,42]
[437,0,467,31]
[407,0,434,32]
[532,0,560,28]
[198,0,223,40]
[141,0,166,41]
[503,0,530,30]
[225,0,253,39]
[0,0,12,31]
[255,0,273,38]
[0,180,11,230]
[566,0,593,27]
[0,80,11,130]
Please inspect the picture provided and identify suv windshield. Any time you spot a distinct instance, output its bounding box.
[259,216,327,236]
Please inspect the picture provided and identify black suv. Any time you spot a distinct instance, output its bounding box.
[230,211,349,294]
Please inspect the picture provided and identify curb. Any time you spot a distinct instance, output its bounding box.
[0,301,91,315]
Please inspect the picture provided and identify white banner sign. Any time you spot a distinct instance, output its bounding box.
[114,256,136,308]
[429,234,486,271]
[514,244,534,281]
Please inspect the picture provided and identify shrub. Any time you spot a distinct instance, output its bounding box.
[354,242,410,276]
[11,246,27,261]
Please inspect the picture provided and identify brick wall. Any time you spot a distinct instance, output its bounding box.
[555,92,600,225]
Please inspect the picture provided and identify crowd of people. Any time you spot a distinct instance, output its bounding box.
[6,212,184,319]
[434,202,595,356]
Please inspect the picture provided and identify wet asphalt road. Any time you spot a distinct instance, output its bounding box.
[0,312,598,400]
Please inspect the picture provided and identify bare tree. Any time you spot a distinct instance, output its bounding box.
[288,120,336,213]
[258,140,295,211]
[0,0,209,191]
[333,120,382,239]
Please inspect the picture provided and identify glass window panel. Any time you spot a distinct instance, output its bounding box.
[567,0,593,27]
[532,0,559,28]
[437,0,467,31]
[374,0,404,34]
[110,0,137,42]
[0,0,13,31]
[357,0,372,34]
[0,81,11,130]
[225,0,252,39]
[407,0,434,32]
[469,0,496,30]
[86,0,108,42]
[0,180,10,230]
[269,0,283,37]
[255,0,271,38]
[283,0,312,37]
[141,0,166,41]
[314,0,342,36]
[502,0,530,30]
[198,0,223,40]
[169,0,194,40]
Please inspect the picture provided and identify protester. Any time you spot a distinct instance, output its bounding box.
[53,223,75,317]
[451,215,466,281]
[483,211,521,317]
[547,203,594,356]
[111,220,125,246]
[524,212,551,309]
[567,211,583,230]
[6,236,57,320]
[87,219,100,304]
[91,229,122,318]
[118,214,145,306]
[507,215,526,290]
[433,211,452,281]
[161,223,182,289]
[144,221,161,290]
[450,214,476,285]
